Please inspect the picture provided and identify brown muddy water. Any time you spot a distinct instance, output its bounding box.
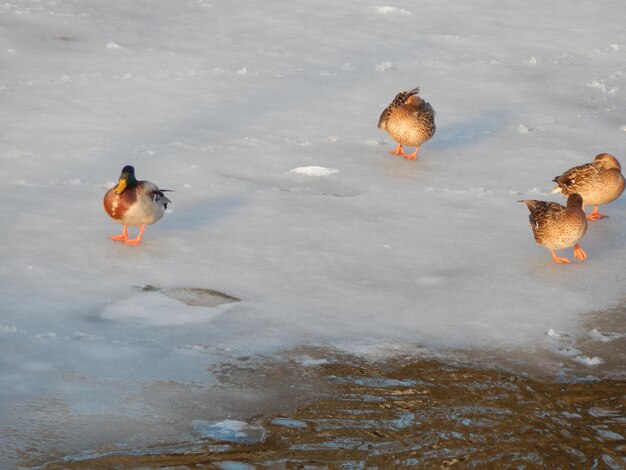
[34,342,625,469]
[25,298,626,469]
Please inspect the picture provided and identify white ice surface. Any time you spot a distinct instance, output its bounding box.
[1,0,625,465]
[289,165,339,176]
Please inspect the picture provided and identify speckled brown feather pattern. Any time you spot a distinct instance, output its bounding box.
[378,87,436,147]
[378,88,420,130]
[553,153,625,206]
[522,196,587,251]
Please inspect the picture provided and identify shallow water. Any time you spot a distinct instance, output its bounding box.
[33,346,625,469]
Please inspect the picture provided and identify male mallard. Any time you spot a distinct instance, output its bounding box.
[103,165,171,245]
[377,86,436,160]
[520,194,588,264]
[551,153,625,220]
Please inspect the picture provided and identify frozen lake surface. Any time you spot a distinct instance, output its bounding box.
[1,0,625,466]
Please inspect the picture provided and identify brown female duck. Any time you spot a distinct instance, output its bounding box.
[552,153,625,220]
[378,87,436,160]
[520,194,588,264]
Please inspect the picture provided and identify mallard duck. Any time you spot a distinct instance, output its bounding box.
[377,86,436,160]
[551,153,625,220]
[520,194,588,264]
[103,165,171,245]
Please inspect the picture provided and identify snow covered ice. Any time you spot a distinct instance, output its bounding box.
[1,0,625,466]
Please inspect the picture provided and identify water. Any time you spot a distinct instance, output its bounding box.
[32,343,625,469]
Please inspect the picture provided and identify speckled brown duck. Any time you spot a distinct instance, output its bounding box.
[378,87,436,160]
[103,165,171,246]
[520,194,588,264]
[552,153,625,221]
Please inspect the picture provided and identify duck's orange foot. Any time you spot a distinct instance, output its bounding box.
[109,226,129,242]
[550,250,571,264]
[402,151,418,160]
[121,225,145,246]
[573,244,587,262]
[587,206,609,221]
[388,144,404,156]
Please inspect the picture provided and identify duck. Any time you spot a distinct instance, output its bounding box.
[377,86,436,160]
[551,153,625,221]
[103,165,171,245]
[520,194,588,264]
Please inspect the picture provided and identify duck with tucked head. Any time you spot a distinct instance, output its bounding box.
[552,153,625,221]
[377,86,436,160]
[103,165,171,246]
[520,194,588,264]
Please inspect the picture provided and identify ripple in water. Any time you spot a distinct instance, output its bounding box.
[36,349,625,469]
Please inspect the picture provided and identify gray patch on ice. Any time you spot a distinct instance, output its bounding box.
[217,171,363,198]
[140,285,241,307]
[425,186,493,196]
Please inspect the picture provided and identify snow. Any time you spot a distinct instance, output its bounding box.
[1,0,625,465]
[289,165,339,176]
[375,61,393,71]
[376,6,412,15]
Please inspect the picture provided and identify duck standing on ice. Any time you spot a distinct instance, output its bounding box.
[520,194,588,264]
[551,153,625,221]
[377,86,436,160]
[103,165,171,246]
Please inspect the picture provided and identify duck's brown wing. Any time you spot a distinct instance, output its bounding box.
[522,200,564,226]
[553,162,597,191]
[378,87,421,130]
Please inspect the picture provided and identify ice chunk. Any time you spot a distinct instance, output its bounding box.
[289,166,339,177]
[589,328,624,343]
[193,420,266,444]
[573,355,604,366]
[376,6,412,15]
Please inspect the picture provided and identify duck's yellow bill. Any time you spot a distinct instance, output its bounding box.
[114,179,127,194]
